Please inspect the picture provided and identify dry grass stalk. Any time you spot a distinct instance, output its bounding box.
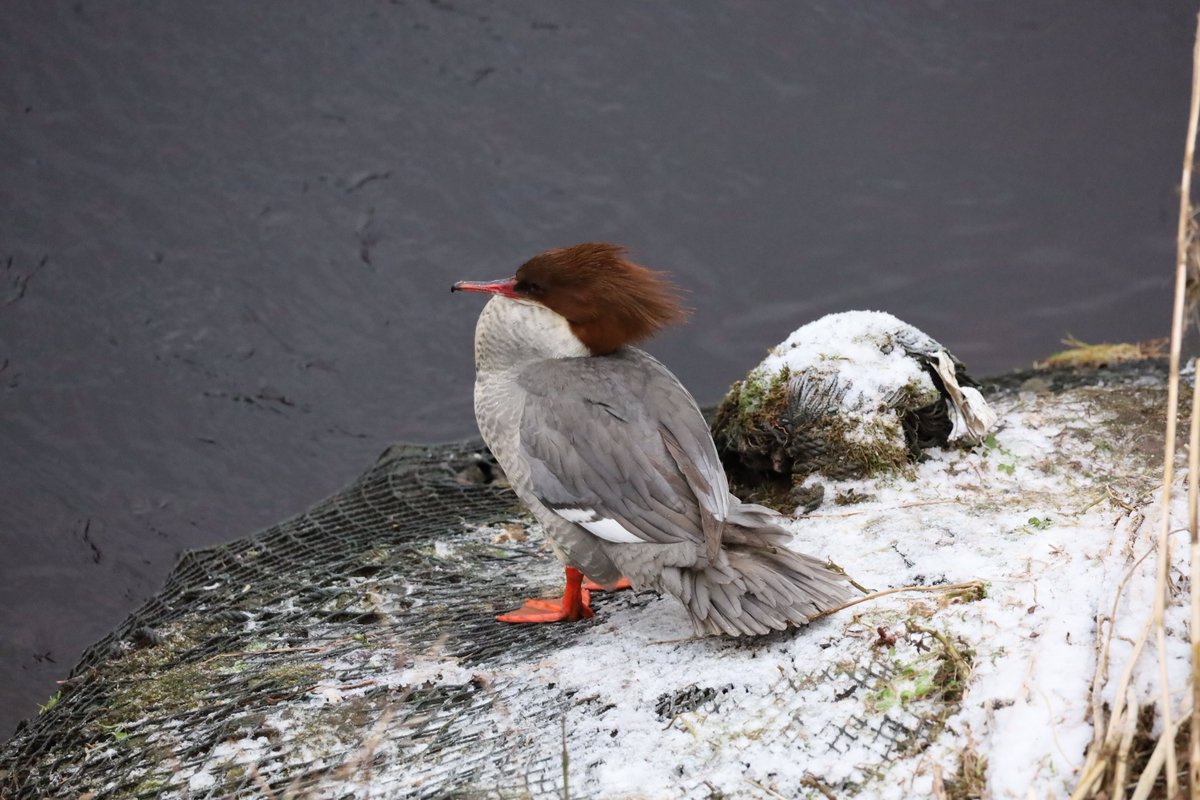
[1178,14,1200,798]
[1073,535,1160,798]
[1139,10,1200,795]
[1071,13,1200,799]
[331,705,397,784]
[746,777,790,800]
[1036,336,1168,370]
[931,764,948,800]
[800,773,839,800]
[1132,711,1188,800]
[1112,689,1139,800]
[805,580,986,623]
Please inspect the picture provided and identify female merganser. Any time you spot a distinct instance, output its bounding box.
[452,243,849,636]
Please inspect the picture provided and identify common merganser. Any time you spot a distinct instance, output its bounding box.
[452,243,849,636]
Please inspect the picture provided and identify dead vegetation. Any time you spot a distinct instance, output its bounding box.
[1035,336,1168,370]
[714,365,929,509]
[1071,13,1200,799]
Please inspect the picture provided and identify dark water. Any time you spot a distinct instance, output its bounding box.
[0,0,1191,736]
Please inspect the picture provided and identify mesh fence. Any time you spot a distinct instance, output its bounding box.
[0,441,611,798]
[1,363,1158,798]
[0,435,956,799]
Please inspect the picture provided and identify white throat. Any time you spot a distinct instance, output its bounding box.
[473,295,589,373]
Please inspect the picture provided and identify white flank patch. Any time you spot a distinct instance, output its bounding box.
[554,507,597,523]
[553,507,645,543]
[579,517,644,544]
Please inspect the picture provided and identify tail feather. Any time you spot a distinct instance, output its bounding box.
[661,503,850,637]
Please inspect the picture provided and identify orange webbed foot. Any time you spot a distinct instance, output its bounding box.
[582,577,632,592]
[496,567,595,624]
[496,594,594,623]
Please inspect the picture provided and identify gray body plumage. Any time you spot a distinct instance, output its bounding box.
[471,296,849,636]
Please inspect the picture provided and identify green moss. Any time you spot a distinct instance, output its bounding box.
[867,665,937,712]
[101,722,131,743]
[91,618,226,727]
[862,624,974,758]
[830,415,912,481]
[132,775,169,795]
[715,364,916,499]
[216,761,250,795]
[715,367,792,429]
[833,488,874,506]
[90,608,328,731]
[248,662,326,694]
[899,377,940,410]
[38,690,61,714]
[293,693,384,756]
[102,662,212,725]
[101,658,326,731]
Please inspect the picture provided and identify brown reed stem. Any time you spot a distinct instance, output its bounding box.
[1185,15,1200,797]
[1149,14,1200,795]
[1177,14,1200,799]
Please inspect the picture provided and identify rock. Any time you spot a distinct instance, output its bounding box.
[713,311,997,488]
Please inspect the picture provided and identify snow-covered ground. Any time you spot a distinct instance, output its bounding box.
[493,375,1184,799]
[153,368,1186,799]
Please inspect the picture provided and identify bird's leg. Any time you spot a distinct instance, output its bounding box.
[582,577,632,592]
[496,567,595,623]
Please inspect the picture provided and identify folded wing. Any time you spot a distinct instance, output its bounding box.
[517,350,730,559]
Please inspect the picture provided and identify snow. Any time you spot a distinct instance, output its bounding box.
[552,385,1165,795]
[755,310,942,411]
[475,377,1182,798]
[164,369,1186,799]
[187,769,216,791]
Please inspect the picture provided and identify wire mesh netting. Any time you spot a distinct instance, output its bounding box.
[0,362,1167,799]
[0,432,966,799]
[0,442,604,797]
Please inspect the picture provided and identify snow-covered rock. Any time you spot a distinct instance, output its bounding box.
[713,311,997,498]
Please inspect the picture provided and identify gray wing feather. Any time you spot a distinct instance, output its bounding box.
[517,350,728,550]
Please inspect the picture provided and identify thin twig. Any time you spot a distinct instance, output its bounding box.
[1112,687,1138,800]
[795,498,959,519]
[806,580,986,622]
[931,764,949,800]
[1093,540,1163,737]
[1070,560,1159,799]
[199,639,351,665]
[825,558,874,594]
[1079,17,1200,798]
[800,773,838,800]
[561,714,570,800]
[746,777,790,800]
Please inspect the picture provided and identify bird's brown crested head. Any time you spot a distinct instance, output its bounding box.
[510,243,687,355]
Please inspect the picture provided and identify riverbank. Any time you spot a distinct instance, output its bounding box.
[0,358,1184,799]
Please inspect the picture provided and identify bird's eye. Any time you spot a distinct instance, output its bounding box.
[516,280,542,295]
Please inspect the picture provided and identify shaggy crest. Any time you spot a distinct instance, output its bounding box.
[514,243,688,354]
